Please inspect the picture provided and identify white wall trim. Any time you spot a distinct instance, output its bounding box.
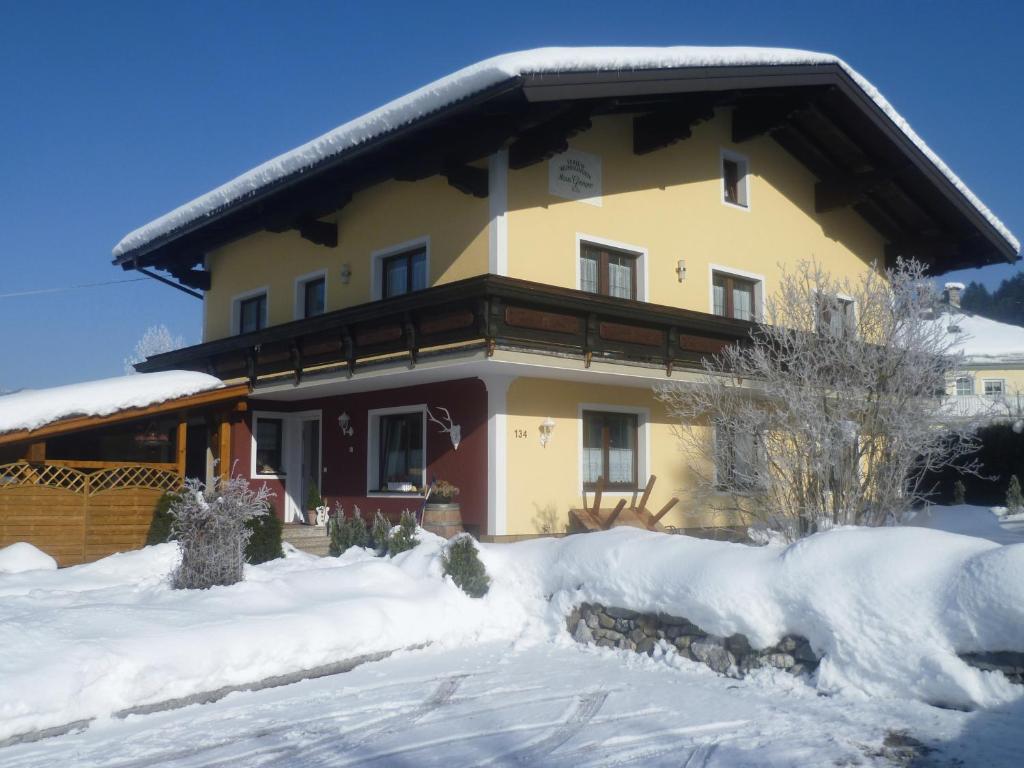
[575,233,648,302]
[293,269,328,320]
[366,404,428,498]
[576,402,650,496]
[230,286,269,335]
[488,149,509,276]
[481,374,513,536]
[370,236,430,300]
[720,147,752,212]
[707,264,766,321]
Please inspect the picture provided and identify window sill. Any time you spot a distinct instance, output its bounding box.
[368,491,426,499]
[721,200,750,212]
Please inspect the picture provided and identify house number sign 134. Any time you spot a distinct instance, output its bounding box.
[513,429,528,439]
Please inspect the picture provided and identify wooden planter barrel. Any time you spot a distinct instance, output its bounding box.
[422,502,463,539]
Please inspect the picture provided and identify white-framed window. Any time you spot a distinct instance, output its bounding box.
[714,422,763,492]
[578,404,649,494]
[816,293,857,338]
[252,414,285,477]
[367,405,427,496]
[371,237,430,300]
[721,149,750,209]
[955,376,974,396]
[710,266,764,321]
[575,234,647,301]
[983,379,1006,398]
[231,287,269,335]
[294,270,327,320]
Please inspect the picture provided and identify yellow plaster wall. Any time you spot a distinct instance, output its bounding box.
[506,111,887,310]
[203,176,489,340]
[956,367,1024,396]
[504,377,731,535]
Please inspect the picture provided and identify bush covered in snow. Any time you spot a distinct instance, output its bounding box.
[328,506,368,556]
[169,477,273,589]
[387,510,420,557]
[1006,475,1023,515]
[442,534,490,598]
[145,491,177,545]
[370,511,391,556]
[246,506,284,564]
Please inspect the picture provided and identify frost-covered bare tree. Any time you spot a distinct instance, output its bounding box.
[170,476,273,589]
[656,259,980,541]
[124,324,185,374]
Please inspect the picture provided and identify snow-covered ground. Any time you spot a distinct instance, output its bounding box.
[1,508,1022,764]
[4,641,1022,768]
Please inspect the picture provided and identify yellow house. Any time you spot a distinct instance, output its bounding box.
[112,48,1019,538]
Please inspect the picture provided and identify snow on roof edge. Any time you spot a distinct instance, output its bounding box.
[112,46,1020,259]
[0,371,226,436]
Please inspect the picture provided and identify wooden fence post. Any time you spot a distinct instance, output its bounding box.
[176,420,187,479]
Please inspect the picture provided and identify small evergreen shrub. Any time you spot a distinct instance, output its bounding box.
[387,509,420,557]
[442,534,490,598]
[953,480,966,505]
[305,481,323,519]
[370,511,391,556]
[146,491,178,545]
[170,476,274,590]
[246,504,283,564]
[328,506,369,556]
[1007,475,1023,514]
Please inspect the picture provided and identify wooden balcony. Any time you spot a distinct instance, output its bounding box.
[136,275,755,384]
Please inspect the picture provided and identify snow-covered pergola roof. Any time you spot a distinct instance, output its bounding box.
[111,47,1019,274]
[943,311,1024,366]
[0,371,241,443]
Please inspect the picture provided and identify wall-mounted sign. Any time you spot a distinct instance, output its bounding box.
[549,149,602,206]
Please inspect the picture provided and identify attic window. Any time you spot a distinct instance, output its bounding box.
[721,151,749,208]
[947,323,961,334]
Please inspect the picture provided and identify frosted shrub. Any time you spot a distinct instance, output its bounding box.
[953,480,967,505]
[370,511,391,556]
[328,505,368,556]
[170,476,273,590]
[658,259,982,541]
[387,509,419,557]
[442,534,490,598]
[1007,475,1023,515]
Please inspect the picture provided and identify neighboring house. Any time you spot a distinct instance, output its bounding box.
[110,48,1019,538]
[0,372,248,565]
[940,283,1024,422]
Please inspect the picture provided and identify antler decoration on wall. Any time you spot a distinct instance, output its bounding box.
[427,406,461,451]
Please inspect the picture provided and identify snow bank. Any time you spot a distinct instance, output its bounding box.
[0,543,56,574]
[112,47,1018,259]
[0,371,224,435]
[905,504,1024,545]
[1,526,1021,741]
[941,311,1024,361]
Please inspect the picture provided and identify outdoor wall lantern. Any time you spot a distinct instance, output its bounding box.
[676,259,687,282]
[337,411,354,437]
[340,264,352,284]
[539,417,556,448]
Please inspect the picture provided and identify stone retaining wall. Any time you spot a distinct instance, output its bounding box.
[567,603,820,678]
[960,651,1024,684]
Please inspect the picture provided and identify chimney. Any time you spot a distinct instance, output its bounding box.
[944,282,964,309]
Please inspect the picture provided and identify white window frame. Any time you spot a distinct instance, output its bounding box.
[231,286,269,336]
[293,269,328,320]
[371,236,430,300]
[720,149,751,211]
[577,403,649,496]
[955,376,975,396]
[367,404,428,497]
[708,264,765,321]
[983,379,1006,398]
[574,233,648,302]
[250,409,323,480]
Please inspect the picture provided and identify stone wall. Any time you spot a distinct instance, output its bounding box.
[567,603,820,678]
[960,652,1024,684]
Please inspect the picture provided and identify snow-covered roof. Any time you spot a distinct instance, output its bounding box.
[112,46,1019,260]
[0,371,225,436]
[942,310,1024,364]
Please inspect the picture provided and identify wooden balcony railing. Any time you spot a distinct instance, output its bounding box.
[136,275,756,384]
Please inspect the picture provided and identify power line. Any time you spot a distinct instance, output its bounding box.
[0,277,149,300]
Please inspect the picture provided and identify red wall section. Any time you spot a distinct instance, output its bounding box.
[231,378,488,535]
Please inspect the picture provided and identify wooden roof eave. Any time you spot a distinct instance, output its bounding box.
[0,383,251,447]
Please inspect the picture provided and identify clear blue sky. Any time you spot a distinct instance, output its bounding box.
[2,0,1021,390]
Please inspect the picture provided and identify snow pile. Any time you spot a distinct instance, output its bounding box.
[940,311,1024,361]
[905,504,1024,545]
[112,47,1018,258]
[0,525,1021,741]
[0,543,56,575]
[0,371,224,435]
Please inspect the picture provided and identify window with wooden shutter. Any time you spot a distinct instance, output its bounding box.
[579,243,638,300]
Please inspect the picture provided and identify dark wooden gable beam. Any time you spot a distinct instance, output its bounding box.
[632,97,716,155]
[731,91,820,143]
[168,266,212,291]
[508,105,593,169]
[815,169,897,213]
[442,163,489,198]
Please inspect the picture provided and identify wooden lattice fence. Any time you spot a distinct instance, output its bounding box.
[0,462,182,567]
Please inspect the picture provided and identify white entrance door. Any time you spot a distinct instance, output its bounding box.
[280,412,322,523]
